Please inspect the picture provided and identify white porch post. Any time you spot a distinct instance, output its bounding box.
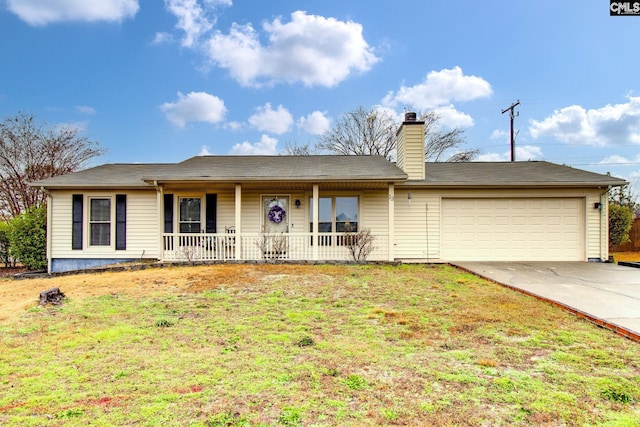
[156,183,164,262]
[388,183,395,262]
[312,184,319,261]
[235,184,242,260]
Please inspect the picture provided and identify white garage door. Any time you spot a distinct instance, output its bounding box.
[441,198,585,261]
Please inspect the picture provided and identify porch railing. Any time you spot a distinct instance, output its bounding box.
[161,232,389,262]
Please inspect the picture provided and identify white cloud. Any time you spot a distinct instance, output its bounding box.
[476,145,543,162]
[160,91,227,127]
[229,134,278,155]
[224,121,243,131]
[248,103,293,135]
[75,105,96,115]
[432,105,474,128]
[490,129,508,140]
[600,154,640,165]
[6,0,139,25]
[297,111,330,135]
[152,32,174,45]
[372,105,404,123]
[164,0,214,47]
[382,66,492,110]
[199,145,213,155]
[205,11,378,87]
[529,96,640,146]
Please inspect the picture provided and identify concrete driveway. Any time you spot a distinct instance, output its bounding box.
[453,262,640,340]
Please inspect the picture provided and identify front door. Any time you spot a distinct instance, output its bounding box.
[262,196,289,258]
[263,196,289,233]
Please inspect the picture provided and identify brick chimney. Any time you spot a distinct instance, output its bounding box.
[396,112,425,180]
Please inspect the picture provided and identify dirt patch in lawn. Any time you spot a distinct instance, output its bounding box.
[0,264,349,322]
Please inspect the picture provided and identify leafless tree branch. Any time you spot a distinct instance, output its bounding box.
[0,112,106,218]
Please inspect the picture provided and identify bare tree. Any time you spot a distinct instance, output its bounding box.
[0,112,105,218]
[282,141,316,156]
[317,106,397,159]
[317,106,478,162]
[421,111,478,162]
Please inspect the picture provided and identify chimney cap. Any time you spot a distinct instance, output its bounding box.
[404,112,417,122]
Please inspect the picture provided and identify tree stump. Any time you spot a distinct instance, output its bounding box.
[39,288,65,306]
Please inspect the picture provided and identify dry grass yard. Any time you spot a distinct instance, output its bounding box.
[1,263,639,426]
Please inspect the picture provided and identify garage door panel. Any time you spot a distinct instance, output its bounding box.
[442,198,584,261]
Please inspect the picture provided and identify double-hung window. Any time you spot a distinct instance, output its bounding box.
[179,197,201,233]
[72,194,126,250]
[89,198,111,246]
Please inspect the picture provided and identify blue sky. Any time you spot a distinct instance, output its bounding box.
[1,1,640,190]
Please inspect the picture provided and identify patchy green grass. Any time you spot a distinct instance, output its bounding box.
[1,264,640,426]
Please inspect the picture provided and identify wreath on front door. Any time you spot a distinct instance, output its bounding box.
[268,205,286,224]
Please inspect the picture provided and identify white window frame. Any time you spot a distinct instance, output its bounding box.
[88,196,113,247]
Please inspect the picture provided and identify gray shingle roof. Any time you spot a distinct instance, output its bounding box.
[31,157,626,189]
[31,164,173,189]
[147,155,408,182]
[31,156,408,188]
[415,161,626,187]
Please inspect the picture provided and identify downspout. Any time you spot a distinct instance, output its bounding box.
[41,186,52,273]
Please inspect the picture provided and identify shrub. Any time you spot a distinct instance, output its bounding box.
[343,227,375,262]
[609,203,634,247]
[0,221,11,267]
[8,204,47,270]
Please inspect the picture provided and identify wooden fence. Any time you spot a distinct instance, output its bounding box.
[611,217,640,252]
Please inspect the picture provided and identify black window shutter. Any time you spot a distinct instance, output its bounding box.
[164,194,174,233]
[115,195,127,250]
[72,194,83,250]
[206,194,217,233]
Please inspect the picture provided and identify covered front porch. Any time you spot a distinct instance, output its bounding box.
[153,178,398,263]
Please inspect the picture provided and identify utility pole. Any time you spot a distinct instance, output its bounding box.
[501,100,520,161]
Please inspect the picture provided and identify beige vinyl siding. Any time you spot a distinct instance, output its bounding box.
[50,191,73,257]
[361,190,389,234]
[50,190,159,259]
[287,193,307,234]
[585,191,608,260]
[217,192,236,231]
[393,189,440,260]
[241,192,261,232]
[124,191,160,258]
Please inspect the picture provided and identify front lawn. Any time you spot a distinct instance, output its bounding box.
[1,264,639,426]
